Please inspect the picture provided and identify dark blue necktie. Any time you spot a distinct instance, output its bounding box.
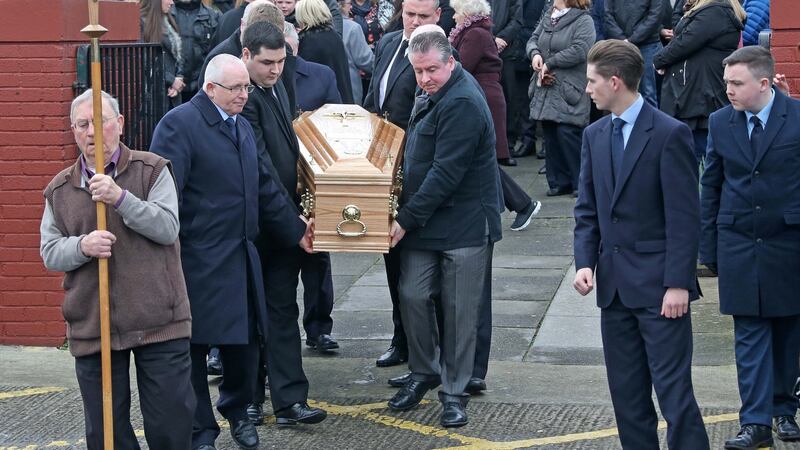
[611,117,625,182]
[750,116,763,159]
[225,117,237,141]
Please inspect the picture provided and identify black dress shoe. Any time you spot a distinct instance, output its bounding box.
[724,424,773,449]
[194,445,217,450]
[546,187,571,197]
[275,402,327,425]
[376,345,408,367]
[498,157,517,167]
[774,415,800,441]
[440,401,468,428]
[206,353,223,377]
[246,402,263,425]
[465,377,486,394]
[388,380,433,411]
[306,334,339,352]
[388,371,412,387]
[228,418,259,450]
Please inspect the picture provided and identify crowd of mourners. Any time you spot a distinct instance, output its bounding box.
[39,0,800,448]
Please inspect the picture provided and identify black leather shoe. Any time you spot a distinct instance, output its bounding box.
[275,402,327,425]
[465,377,486,394]
[724,424,773,449]
[388,380,433,411]
[206,353,223,377]
[440,401,468,428]
[306,334,339,352]
[376,345,408,367]
[546,187,571,197]
[195,445,217,450]
[498,157,517,167]
[774,415,800,441]
[246,402,263,425]
[388,371,412,387]
[228,418,259,450]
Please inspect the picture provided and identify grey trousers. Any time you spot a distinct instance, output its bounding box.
[399,243,493,401]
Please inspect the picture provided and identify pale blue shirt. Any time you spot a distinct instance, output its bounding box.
[745,89,775,138]
[611,94,645,149]
[213,103,237,123]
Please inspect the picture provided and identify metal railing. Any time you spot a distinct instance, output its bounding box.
[74,43,167,151]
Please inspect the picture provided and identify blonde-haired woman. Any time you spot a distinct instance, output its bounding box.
[296,0,354,103]
[654,0,745,163]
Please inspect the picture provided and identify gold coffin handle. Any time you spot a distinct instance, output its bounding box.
[337,204,367,237]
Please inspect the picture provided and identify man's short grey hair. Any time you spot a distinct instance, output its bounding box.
[203,54,247,88]
[70,89,120,123]
[408,30,452,63]
[403,0,441,9]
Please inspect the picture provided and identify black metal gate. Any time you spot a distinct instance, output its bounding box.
[74,43,167,151]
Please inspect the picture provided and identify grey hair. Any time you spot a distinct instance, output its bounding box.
[403,0,440,9]
[408,30,452,63]
[203,54,247,89]
[70,89,120,123]
[449,0,490,17]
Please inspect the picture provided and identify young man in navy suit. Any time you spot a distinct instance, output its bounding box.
[701,46,800,449]
[573,39,709,449]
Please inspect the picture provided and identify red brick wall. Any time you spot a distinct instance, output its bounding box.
[0,0,138,346]
[771,0,800,96]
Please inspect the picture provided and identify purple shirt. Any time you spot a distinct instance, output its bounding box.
[80,146,127,208]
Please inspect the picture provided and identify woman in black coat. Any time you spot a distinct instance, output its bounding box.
[653,0,745,163]
[296,0,354,103]
[140,0,186,109]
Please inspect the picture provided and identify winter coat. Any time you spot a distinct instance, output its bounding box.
[526,8,595,127]
[654,0,743,124]
[742,0,769,46]
[298,25,354,104]
[604,0,662,46]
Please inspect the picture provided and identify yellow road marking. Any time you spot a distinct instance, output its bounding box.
[0,387,65,400]
[435,412,741,449]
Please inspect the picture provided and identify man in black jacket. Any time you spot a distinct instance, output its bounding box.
[604,0,662,107]
[240,21,328,427]
[172,0,220,101]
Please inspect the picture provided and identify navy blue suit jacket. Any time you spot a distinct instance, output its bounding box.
[295,56,342,112]
[149,90,305,345]
[700,89,800,317]
[574,100,700,308]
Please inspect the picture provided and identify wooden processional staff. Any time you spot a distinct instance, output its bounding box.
[81,1,114,448]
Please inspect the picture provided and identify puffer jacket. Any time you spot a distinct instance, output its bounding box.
[654,0,743,124]
[526,8,595,127]
[742,0,769,46]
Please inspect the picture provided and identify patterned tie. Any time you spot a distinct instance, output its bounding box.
[611,117,625,182]
[750,115,763,159]
[225,117,237,141]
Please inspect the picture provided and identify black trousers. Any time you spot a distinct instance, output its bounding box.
[190,341,259,447]
[300,251,334,338]
[255,245,309,411]
[541,120,582,191]
[499,167,532,213]
[75,338,194,450]
[384,247,407,351]
[503,63,532,145]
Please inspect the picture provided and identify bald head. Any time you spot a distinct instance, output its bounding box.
[410,24,445,40]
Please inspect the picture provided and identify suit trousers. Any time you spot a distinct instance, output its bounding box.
[472,242,494,380]
[503,62,531,145]
[300,251,335,338]
[541,121,582,192]
[384,247,408,351]
[256,245,310,411]
[732,314,800,426]
[399,243,492,400]
[190,341,259,447]
[75,338,194,450]
[601,297,709,450]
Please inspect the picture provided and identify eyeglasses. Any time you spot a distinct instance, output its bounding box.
[212,82,255,94]
[71,116,117,132]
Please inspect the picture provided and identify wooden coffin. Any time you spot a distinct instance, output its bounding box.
[294,104,405,253]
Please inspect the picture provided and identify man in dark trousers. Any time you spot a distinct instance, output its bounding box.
[573,40,709,449]
[363,0,442,369]
[603,0,662,107]
[150,54,313,450]
[387,29,502,428]
[239,21,329,427]
[701,46,800,449]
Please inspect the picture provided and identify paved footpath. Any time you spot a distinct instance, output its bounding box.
[0,156,795,449]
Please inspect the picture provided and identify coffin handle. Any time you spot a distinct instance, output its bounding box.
[337,204,367,237]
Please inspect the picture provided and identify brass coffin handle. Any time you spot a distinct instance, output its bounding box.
[337,204,367,237]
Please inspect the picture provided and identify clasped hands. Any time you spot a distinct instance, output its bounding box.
[573,267,690,319]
